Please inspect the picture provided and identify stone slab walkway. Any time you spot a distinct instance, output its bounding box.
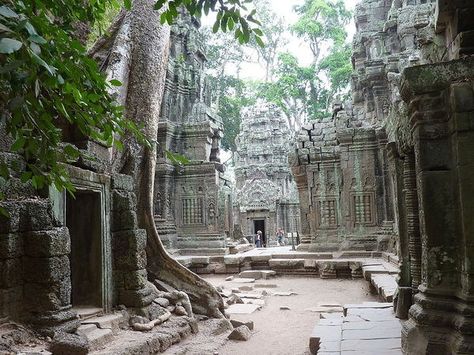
[309,303,403,355]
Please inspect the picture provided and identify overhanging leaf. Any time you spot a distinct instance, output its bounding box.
[0,38,23,54]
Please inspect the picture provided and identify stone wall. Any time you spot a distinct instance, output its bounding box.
[154,11,231,255]
[235,102,300,246]
[0,147,155,335]
[291,0,474,352]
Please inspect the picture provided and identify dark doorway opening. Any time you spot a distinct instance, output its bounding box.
[66,191,103,310]
[253,219,266,247]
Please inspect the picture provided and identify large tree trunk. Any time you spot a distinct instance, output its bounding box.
[90,0,225,318]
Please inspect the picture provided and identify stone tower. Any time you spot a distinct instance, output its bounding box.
[154,11,232,255]
[234,102,300,246]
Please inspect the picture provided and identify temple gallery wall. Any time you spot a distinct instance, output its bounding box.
[1,0,474,354]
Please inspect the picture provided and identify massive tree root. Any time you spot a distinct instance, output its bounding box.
[90,0,225,318]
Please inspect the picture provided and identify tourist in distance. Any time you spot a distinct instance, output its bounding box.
[276,228,284,246]
[255,230,262,248]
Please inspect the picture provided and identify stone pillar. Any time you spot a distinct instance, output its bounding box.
[400,58,474,354]
[292,165,311,247]
[403,152,421,291]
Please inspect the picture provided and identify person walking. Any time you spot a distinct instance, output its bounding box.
[276,228,284,246]
[255,230,262,248]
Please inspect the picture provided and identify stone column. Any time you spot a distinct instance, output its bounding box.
[292,165,311,247]
[400,58,474,354]
[403,152,421,291]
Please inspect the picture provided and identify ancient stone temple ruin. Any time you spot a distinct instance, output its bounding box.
[235,102,300,246]
[292,0,474,353]
[154,12,233,255]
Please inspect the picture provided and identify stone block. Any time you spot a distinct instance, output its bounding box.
[111,209,138,232]
[451,82,474,113]
[230,319,254,330]
[24,227,70,257]
[112,229,147,255]
[123,269,148,290]
[0,200,57,234]
[112,190,137,212]
[114,249,147,271]
[268,259,305,269]
[24,278,71,312]
[0,258,22,288]
[0,286,22,318]
[111,174,135,192]
[23,255,70,283]
[119,286,154,308]
[50,332,89,355]
[0,233,23,258]
[228,325,251,341]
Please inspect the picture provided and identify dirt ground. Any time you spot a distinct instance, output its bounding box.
[205,275,377,355]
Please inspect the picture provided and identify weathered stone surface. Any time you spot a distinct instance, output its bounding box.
[226,304,261,315]
[228,325,251,341]
[50,332,89,355]
[24,227,70,257]
[230,319,254,330]
[23,255,70,283]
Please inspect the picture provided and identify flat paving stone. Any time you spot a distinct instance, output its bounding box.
[342,319,401,330]
[226,304,261,314]
[272,291,297,296]
[341,351,402,355]
[342,326,401,340]
[341,338,401,352]
[345,308,395,322]
[306,306,344,313]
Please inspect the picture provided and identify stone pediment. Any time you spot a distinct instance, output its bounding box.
[237,177,281,212]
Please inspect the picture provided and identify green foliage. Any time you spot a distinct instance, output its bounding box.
[258,52,328,126]
[319,43,352,97]
[144,0,263,46]
[0,0,263,214]
[0,1,147,199]
[293,0,351,61]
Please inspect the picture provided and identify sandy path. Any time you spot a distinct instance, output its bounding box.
[205,275,377,355]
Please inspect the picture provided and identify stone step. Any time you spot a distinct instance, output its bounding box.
[239,270,276,280]
[370,274,398,302]
[82,313,125,334]
[86,327,114,351]
[76,324,116,351]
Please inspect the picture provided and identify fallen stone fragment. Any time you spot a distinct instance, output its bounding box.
[211,318,233,335]
[242,299,265,306]
[280,306,291,310]
[230,319,254,331]
[154,279,176,293]
[174,305,187,316]
[305,306,343,313]
[273,291,297,296]
[254,283,278,288]
[50,333,89,355]
[231,288,241,294]
[238,293,262,299]
[228,325,251,341]
[238,285,254,291]
[166,305,175,313]
[226,294,243,305]
[225,276,234,281]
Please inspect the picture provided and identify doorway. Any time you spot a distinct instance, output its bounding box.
[253,219,266,247]
[66,191,103,311]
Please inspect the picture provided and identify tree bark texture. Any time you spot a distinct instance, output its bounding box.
[91,0,225,318]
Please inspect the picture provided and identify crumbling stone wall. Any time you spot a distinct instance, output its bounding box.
[154,12,232,255]
[292,0,474,353]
